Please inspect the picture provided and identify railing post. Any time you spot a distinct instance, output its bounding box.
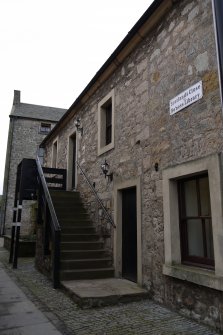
[53,230,60,289]
[13,201,22,269]
[9,206,17,263]
[43,202,50,255]
[37,178,42,225]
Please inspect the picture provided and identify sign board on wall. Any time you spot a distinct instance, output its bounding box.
[169,81,203,115]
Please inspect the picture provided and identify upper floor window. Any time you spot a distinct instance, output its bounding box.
[178,174,214,268]
[98,89,115,156]
[105,101,112,145]
[39,123,51,134]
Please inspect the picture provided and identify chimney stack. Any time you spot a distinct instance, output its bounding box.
[13,90,21,105]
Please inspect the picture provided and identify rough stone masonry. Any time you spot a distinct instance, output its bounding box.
[42,0,223,331]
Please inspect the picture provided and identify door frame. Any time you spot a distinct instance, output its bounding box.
[114,177,142,285]
[67,130,78,190]
[51,137,59,168]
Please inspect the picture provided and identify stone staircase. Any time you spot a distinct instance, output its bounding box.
[50,190,114,281]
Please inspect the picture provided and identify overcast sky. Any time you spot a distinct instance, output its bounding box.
[0,0,153,194]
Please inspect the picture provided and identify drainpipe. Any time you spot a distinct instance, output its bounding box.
[212,0,223,109]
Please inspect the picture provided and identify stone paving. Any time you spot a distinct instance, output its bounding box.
[0,244,221,335]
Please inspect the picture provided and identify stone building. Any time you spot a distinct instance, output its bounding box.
[0,90,66,236]
[37,0,223,331]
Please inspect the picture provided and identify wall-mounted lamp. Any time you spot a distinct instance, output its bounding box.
[101,159,113,182]
[154,162,159,172]
[74,117,83,136]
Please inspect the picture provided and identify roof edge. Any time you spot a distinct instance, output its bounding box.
[41,0,172,147]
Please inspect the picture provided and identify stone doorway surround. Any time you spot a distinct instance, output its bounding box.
[51,137,59,168]
[113,177,142,286]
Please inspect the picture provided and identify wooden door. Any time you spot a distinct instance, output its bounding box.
[122,187,137,282]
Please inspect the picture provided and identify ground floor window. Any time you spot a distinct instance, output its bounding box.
[162,154,223,291]
[178,174,214,268]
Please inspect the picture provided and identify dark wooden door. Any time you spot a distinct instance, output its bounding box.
[122,187,137,282]
[71,135,76,189]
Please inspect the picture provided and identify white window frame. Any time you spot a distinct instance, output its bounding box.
[39,122,51,134]
[98,89,115,156]
[162,153,223,291]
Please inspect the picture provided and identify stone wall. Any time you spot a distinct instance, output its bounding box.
[4,117,57,236]
[43,0,223,331]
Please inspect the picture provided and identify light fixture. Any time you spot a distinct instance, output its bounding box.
[74,117,83,135]
[154,162,159,172]
[101,159,113,182]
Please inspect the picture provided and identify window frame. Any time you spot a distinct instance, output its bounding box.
[178,173,214,269]
[98,89,115,156]
[162,154,223,291]
[105,102,112,146]
[39,122,51,134]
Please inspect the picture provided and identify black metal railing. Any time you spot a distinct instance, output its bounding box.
[36,157,67,288]
[76,161,116,228]
[9,159,37,269]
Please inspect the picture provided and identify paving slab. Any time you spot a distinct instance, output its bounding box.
[0,268,63,335]
[0,239,221,334]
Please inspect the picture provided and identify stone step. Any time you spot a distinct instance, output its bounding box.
[53,200,83,207]
[50,190,80,198]
[58,214,89,221]
[61,278,150,309]
[60,258,113,270]
[53,201,87,212]
[61,249,110,260]
[61,234,100,242]
[60,268,114,281]
[61,226,96,234]
[57,213,89,219]
[61,241,104,250]
[59,219,93,227]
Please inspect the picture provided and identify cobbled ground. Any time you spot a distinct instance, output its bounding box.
[0,246,221,335]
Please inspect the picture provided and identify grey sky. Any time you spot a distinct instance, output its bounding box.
[0,0,153,193]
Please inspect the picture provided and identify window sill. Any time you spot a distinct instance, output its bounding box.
[163,263,223,291]
[98,142,114,156]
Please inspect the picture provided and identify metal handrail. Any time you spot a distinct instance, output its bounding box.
[36,157,61,289]
[36,157,61,232]
[76,161,116,228]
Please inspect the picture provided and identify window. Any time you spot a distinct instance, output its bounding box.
[39,123,51,134]
[105,102,112,145]
[98,89,115,155]
[162,154,223,291]
[178,174,214,268]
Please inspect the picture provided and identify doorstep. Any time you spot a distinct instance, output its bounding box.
[61,277,150,308]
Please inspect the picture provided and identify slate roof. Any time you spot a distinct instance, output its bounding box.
[10,103,66,122]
